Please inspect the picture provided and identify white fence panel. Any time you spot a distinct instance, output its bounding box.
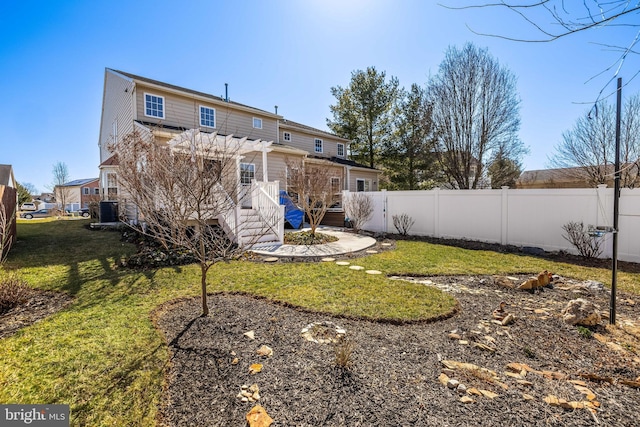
[348,186,640,263]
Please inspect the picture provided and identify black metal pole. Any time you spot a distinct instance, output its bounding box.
[610,77,622,325]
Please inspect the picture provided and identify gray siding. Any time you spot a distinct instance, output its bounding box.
[99,70,135,163]
[349,169,379,192]
[134,85,278,142]
[280,126,347,159]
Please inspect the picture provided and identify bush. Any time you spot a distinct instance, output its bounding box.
[344,193,374,233]
[561,221,603,259]
[392,213,415,236]
[0,276,33,315]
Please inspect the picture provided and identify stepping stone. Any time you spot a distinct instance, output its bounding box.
[336,261,350,266]
[381,243,392,247]
[321,257,336,262]
[365,270,382,275]
[263,257,278,263]
[349,265,364,270]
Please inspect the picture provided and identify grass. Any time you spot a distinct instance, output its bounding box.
[1,219,639,426]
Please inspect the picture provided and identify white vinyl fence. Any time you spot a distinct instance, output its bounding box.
[344,185,640,263]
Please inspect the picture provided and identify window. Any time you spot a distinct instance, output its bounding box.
[330,177,342,209]
[315,138,323,153]
[144,93,164,118]
[83,187,89,195]
[283,132,291,142]
[356,178,370,192]
[200,106,216,128]
[94,188,100,195]
[240,163,255,185]
[253,117,262,129]
[107,173,118,199]
[337,143,345,157]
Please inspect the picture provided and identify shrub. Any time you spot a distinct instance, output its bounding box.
[333,335,354,369]
[392,213,415,236]
[344,193,374,233]
[0,276,33,315]
[561,221,603,259]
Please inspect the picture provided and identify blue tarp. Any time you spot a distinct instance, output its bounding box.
[279,190,304,229]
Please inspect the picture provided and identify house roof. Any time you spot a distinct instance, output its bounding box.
[110,69,281,119]
[61,178,99,187]
[0,164,16,187]
[100,154,119,167]
[279,119,349,142]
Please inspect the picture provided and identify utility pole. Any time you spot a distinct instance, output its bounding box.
[610,77,622,325]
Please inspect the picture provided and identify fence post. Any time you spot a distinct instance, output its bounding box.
[501,186,509,245]
[434,187,440,238]
[381,189,387,233]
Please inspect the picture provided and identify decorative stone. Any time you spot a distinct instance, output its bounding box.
[438,373,450,386]
[246,405,273,427]
[562,298,601,326]
[244,330,256,340]
[460,396,474,404]
[447,379,460,389]
[448,333,462,340]
[457,383,467,394]
[249,364,263,374]
[335,261,350,266]
[263,257,279,263]
[349,265,365,270]
[458,340,469,345]
[365,270,382,275]
[365,250,378,254]
[381,242,392,247]
[232,358,239,365]
[321,257,336,262]
[256,345,273,357]
[479,389,499,399]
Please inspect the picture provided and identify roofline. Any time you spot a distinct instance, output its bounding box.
[107,68,283,120]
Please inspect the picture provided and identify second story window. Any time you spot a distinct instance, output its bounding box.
[315,138,323,153]
[283,132,291,142]
[337,143,345,157]
[200,106,216,128]
[83,188,89,195]
[253,117,262,129]
[94,188,100,195]
[144,93,164,118]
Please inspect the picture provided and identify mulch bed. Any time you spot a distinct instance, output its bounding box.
[154,276,640,427]
[0,289,74,339]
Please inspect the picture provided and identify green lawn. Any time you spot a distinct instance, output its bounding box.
[1,219,638,426]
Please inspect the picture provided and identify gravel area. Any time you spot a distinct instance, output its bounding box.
[154,275,640,427]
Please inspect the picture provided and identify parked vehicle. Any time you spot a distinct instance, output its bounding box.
[20,209,51,219]
[78,208,91,218]
[20,202,37,211]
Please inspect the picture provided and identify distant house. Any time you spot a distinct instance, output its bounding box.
[517,164,640,189]
[54,178,100,211]
[0,164,18,259]
[97,68,381,240]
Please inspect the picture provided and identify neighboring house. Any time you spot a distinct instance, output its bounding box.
[97,69,380,237]
[0,164,18,259]
[516,164,640,189]
[54,178,100,211]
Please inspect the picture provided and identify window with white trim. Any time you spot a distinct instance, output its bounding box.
[337,143,345,157]
[240,163,255,185]
[94,188,100,195]
[144,93,164,118]
[253,117,262,129]
[315,138,323,153]
[83,188,89,195]
[200,106,216,128]
[107,173,118,198]
[356,178,370,192]
[283,131,291,142]
[330,177,342,209]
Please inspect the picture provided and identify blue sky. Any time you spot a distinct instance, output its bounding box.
[1,0,638,193]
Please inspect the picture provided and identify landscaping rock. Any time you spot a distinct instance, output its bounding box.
[562,298,601,326]
[246,405,273,427]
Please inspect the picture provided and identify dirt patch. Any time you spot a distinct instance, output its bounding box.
[0,289,74,339]
[155,277,640,427]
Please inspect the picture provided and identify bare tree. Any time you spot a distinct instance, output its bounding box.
[549,95,640,188]
[52,161,71,213]
[428,43,525,189]
[0,191,16,264]
[285,158,338,235]
[344,192,374,233]
[448,1,640,94]
[115,129,277,316]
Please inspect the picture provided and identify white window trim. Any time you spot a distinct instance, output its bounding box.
[83,188,89,195]
[315,138,323,154]
[144,93,165,119]
[253,117,263,129]
[199,105,216,128]
[356,178,370,192]
[283,131,291,142]
[337,143,345,158]
[240,163,255,185]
